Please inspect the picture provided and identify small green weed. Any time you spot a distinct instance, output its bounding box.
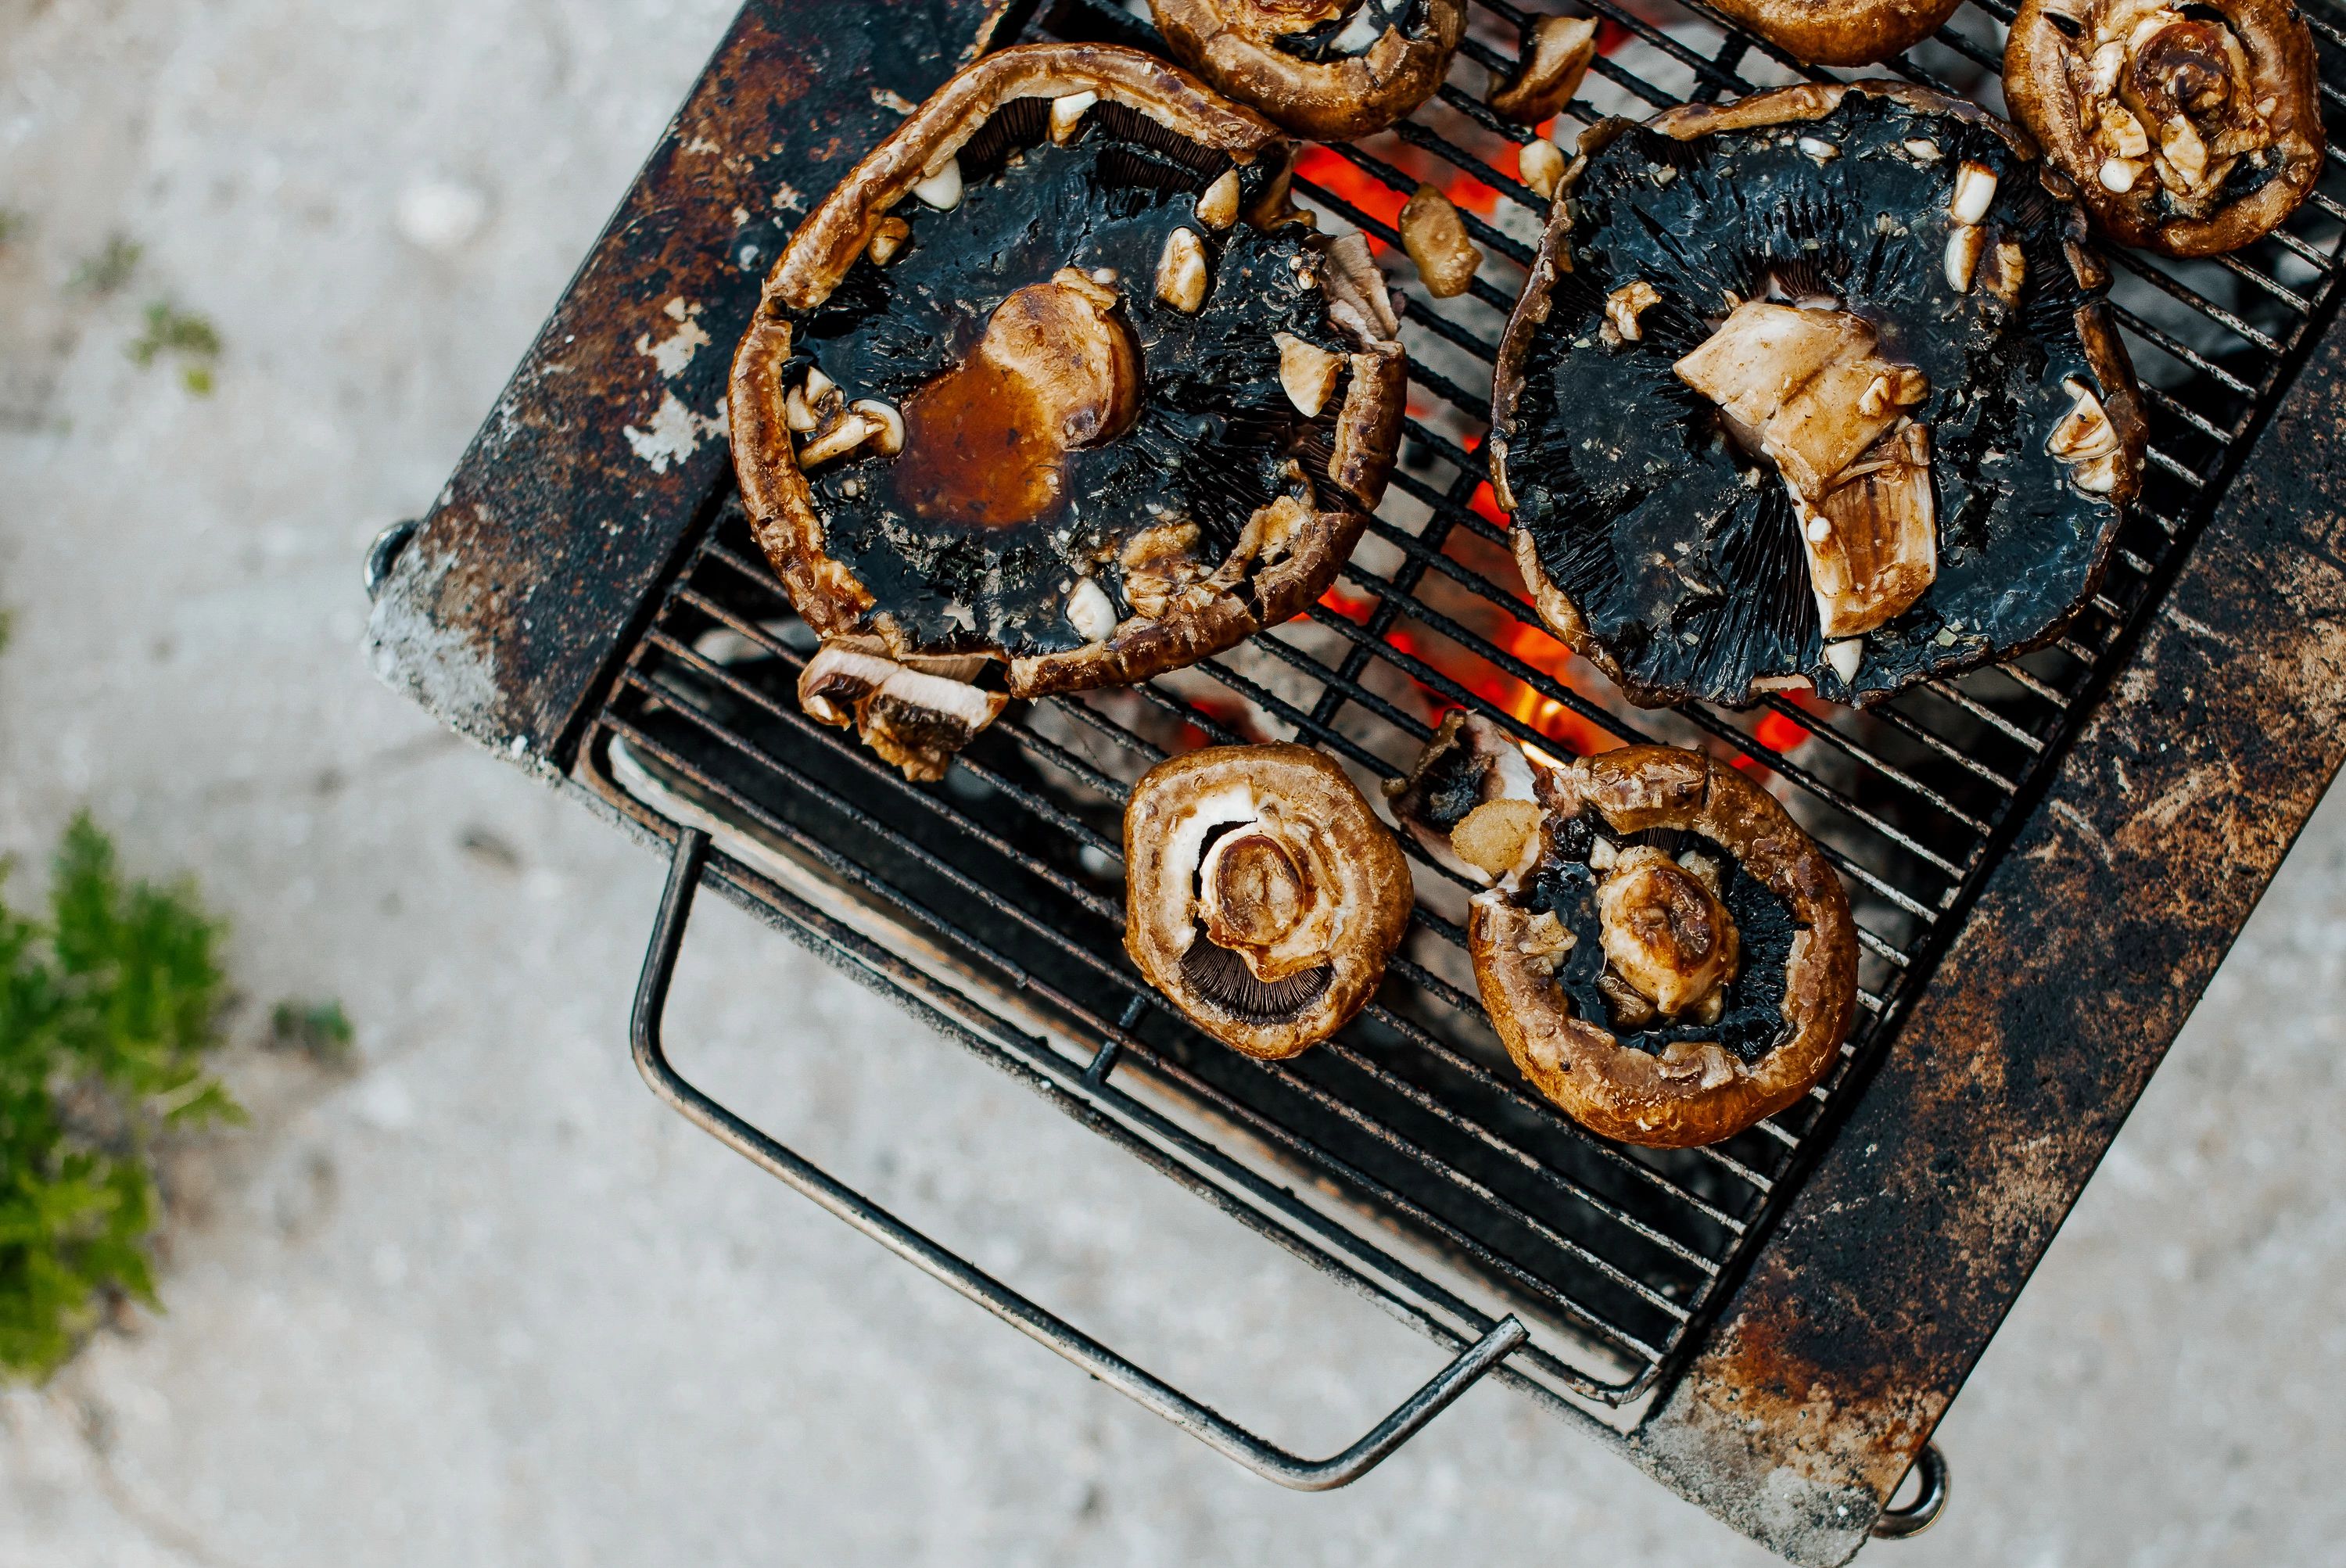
[268,999,354,1069]
[70,235,140,296]
[128,300,221,396]
[1,815,241,1382]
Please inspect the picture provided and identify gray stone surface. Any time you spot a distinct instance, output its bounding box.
[2,2,2342,1563]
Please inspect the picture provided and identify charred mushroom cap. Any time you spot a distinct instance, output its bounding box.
[1150,0,1469,141]
[2006,0,2320,256]
[1700,0,1968,66]
[1125,743,1414,1059]
[1490,82,2148,709]
[1464,745,1856,1149]
[731,44,1408,768]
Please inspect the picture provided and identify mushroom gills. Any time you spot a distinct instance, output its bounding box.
[1178,936,1335,1023]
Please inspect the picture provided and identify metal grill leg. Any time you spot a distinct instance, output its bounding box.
[631,826,1530,1491]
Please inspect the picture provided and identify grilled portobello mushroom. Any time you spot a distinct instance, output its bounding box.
[1490,82,2147,709]
[732,44,1405,778]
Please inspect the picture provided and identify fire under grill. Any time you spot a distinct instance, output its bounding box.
[369,0,2346,1560]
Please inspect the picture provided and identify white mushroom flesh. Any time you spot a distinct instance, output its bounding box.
[1195,169,1240,230]
[2100,156,2144,192]
[1675,301,1938,638]
[867,216,911,266]
[1519,136,1566,199]
[798,411,879,468]
[1595,845,1739,1018]
[1950,160,1999,224]
[849,397,903,457]
[1944,221,1988,292]
[1824,637,1865,685]
[1065,576,1118,643]
[1048,90,1096,145]
[1275,331,1343,418]
[1798,137,1839,163]
[1488,13,1600,123]
[911,156,963,210]
[1604,279,1663,343]
[1155,226,1208,314]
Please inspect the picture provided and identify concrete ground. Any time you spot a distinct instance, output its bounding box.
[3,2,2344,1564]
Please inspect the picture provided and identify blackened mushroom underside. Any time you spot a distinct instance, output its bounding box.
[1494,87,2141,707]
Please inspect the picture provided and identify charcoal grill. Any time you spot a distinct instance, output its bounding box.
[364,0,2346,1559]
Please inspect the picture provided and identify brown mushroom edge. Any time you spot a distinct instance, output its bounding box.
[730,44,1407,780]
[1124,743,1414,1060]
[1150,0,1467,142]
[1702,0,1968,66]
[1467,746,1857,1149]
[1487,81,2150,712]
[2006,0,2321,257]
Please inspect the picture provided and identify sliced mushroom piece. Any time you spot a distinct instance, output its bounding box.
[729,44,1406,776]
[1519,136,1567,200]
[1466,745,1856,1149]
[798,640,1009,782]
[856,667,1010,782]
[1275,331,1343,418]
[1156,226,1210,314]
[1488,13,1599,124]
[1602,279,1661,344]
[1150,0,1469,141]
[1399,183,1481,299]
[2006,0,2320,255]
[1125,744,1413,1059]
[1383,709,1543,884]
[1491,81,2146,708]
[1801,422,1938,642]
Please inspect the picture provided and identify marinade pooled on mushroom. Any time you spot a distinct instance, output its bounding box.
[732,45,1406,780]
[1150,0,1467,140]
[1441,739,1857,1150]
[2006,0,2319,256]
[1125,743,1413,1059]
[1490,82,2147,708]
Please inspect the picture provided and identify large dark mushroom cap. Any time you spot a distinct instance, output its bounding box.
[1490,81,2148,709]
[2006,0,2321,257]
[1467,745,1856,1149]
[1150,0,1467,141]
[1125,743,1415,1059]
[731,43,1406,712]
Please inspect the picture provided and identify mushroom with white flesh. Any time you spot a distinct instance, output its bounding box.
[1488,81,2147,709]
[730,45,1406,779]
[1150,0,1468,141]
[1455,741,1858,1150]
[1124,744,1414,1060]
[2005,0,2319,257]
[1488,13,1600,124]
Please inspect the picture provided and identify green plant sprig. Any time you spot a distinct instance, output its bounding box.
[1,816,240,1380]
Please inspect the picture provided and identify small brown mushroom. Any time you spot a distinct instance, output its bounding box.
[1463,745,1856,1149]
[1125,744,1413,1059]
[2005,0,2319,255]
[1150,0,1469,141]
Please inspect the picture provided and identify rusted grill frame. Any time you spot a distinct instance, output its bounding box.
[367,0,2346,1562]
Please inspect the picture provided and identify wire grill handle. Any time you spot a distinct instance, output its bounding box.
[632,827,1529,1490]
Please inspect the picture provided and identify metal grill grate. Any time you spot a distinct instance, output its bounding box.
[578,0,2346,1427]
